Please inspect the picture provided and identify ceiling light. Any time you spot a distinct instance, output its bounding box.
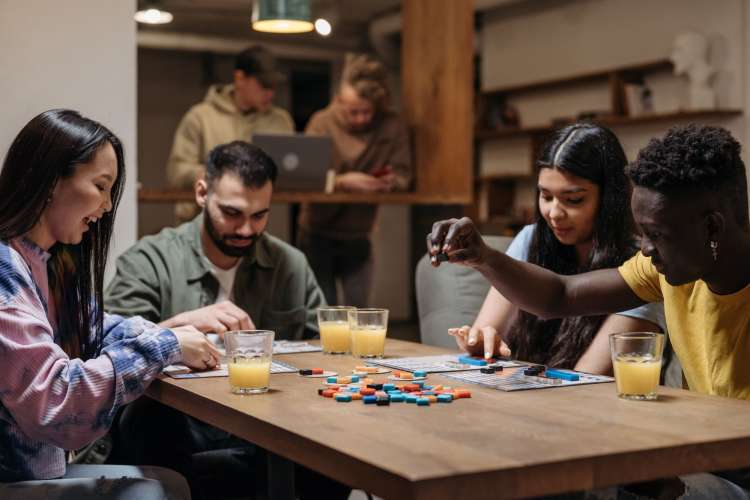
[252,0,314,34]
[314,18,332,37]
[134,4,173,25]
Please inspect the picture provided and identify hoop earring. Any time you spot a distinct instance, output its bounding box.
[710,240,719,262]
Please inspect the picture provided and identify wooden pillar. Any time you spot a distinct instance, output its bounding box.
[402,0,474,203]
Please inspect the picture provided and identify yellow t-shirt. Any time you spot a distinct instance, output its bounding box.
[618,252,750,400]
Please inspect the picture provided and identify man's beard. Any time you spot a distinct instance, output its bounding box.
[204,211,259,258]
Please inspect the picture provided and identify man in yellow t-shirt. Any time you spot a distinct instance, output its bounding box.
[428,124,750,495]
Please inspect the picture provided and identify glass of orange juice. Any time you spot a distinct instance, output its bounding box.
[610,332,664,401]
[317,306,355,354]
[225,330,274,394]
[351,308,388,359]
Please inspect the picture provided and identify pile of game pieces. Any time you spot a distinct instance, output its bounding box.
[317,379,471,407]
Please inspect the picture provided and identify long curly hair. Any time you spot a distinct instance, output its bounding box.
[507,123,637,368]
[341,53,390,112]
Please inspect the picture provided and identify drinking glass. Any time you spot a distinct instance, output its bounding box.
[351,308,388,358]
[610,332,665,401]
[317,306,355,354]
[225,330,274,394]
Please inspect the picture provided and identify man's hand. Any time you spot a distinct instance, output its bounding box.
[427,217,490,267]
[335,172,391,193]
[160,301,255,338]
[448,325,512,359]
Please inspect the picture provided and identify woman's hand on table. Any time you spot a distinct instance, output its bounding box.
[448,325,511,360]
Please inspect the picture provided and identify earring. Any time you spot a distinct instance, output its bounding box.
[710,240,719,262]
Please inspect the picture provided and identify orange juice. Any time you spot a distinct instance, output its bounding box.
[351,327,386,358]
[228,356,271,394]
[613,354,661,400]
[319,321,351,354]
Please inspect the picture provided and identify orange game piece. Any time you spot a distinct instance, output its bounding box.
[360,388,376,396]
[356,366,379,373]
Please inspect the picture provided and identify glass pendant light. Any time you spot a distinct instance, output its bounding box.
[252,0,314,34]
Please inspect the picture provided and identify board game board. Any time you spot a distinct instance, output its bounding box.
[367,354,522,373]
[442,367,613,391]
[206,334,322,356]
[164,359,298,379]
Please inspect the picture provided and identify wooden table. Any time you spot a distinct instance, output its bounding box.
[146,339,750,499]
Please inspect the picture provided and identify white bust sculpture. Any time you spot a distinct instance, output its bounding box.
[670,32,716,109]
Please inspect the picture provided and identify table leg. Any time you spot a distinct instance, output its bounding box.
[266,451,296,500]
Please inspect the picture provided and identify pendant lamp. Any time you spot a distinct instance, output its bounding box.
[252,0,314,34]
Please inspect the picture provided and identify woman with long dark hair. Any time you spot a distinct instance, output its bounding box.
[450,123,663,373]
[0,110,220,499]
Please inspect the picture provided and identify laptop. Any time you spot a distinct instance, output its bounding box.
[252,133,333,191]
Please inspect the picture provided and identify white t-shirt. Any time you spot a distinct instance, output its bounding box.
[204,257,240,303]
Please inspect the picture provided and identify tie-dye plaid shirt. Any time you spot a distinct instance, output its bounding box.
[0,238,182,482]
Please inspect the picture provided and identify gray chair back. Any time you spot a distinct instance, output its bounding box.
[415,236,513,348]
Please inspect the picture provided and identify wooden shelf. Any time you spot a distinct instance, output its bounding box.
[482,59,672,97]
[476,109,743,141]
[138,188,472,205]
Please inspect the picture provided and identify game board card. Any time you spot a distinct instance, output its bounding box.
[442,367,613,391]
[367,354,522,373]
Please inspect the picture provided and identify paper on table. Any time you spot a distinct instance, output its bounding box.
[206,333,322,356]
[163,359,298,379]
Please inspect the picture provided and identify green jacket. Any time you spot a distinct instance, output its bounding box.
[105,215,325,340]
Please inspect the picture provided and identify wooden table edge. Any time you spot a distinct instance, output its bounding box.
[146,375,750,499]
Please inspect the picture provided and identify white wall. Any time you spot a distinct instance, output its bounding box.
[480,0,747,217]
[0,0,137,283]
[482,0,743,107]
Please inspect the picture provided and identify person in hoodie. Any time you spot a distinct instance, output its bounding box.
[167,45,294,222]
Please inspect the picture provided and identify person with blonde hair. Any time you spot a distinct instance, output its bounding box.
[298,53,412,307]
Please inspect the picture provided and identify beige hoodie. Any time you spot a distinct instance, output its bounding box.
[166,84,294,220]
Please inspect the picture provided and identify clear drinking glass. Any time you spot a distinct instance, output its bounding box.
[351,308,389,359]
[610,332,665,401]
[317,306,355,354]
[225,330,275,394]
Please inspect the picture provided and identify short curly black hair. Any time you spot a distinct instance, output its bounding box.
[626,124,748,225]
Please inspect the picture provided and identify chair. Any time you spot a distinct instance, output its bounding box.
[415,235,513,348]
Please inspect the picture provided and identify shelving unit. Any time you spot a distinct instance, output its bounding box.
[471,58,743,233]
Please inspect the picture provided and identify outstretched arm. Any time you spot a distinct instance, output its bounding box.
[428,217,644,319]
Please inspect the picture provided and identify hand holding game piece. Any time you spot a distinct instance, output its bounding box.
[449,325,512,359]
[426,217,490,267]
